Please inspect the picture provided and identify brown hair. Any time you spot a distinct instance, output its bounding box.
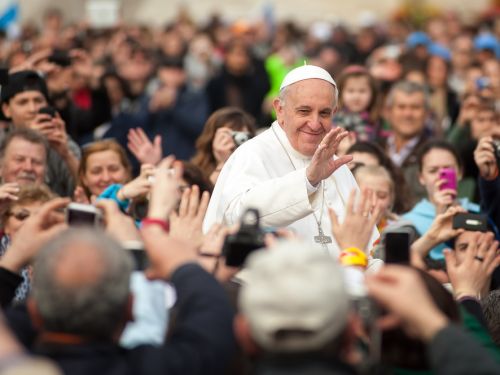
[337,66,380,120]
[191,107,256,181]
[77,140,132,198]
[1,184,55,227]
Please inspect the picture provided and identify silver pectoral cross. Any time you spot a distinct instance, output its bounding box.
[314,227,332,245]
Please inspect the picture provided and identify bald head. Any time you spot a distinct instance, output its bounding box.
[31,228,133,340]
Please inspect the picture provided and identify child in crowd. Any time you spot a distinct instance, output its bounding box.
[333,65,382,142]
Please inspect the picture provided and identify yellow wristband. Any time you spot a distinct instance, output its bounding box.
[339,247,368,268]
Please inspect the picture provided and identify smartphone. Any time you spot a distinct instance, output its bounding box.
[38,106,57,118]
[0,68,8,85]
[384,231,410,264]
[66,203,103,227]
[439,168,457,191]
[452,213,488,232]
[48,49,72,67]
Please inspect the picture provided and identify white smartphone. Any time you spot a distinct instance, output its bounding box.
[66,203,103,227]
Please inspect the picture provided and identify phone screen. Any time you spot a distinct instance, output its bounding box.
[384,232,410,264]
[67,208,99,227]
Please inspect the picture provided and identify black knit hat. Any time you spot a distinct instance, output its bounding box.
[0,70,49,105]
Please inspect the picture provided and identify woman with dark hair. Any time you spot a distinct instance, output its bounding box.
[191,107,256,184]
[403,140,480,260]
[347,141,412,213]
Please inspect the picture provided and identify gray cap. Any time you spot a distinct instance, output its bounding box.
[239,240,349,352]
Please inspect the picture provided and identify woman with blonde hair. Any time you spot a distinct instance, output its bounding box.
[76,139,132,202]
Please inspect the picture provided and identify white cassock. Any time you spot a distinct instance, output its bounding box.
[203,121,379,257]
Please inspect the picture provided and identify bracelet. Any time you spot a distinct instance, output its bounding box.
[339,247,368,268]
[142,218,170,232]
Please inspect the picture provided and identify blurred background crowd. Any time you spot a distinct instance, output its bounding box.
[0,0,499,374]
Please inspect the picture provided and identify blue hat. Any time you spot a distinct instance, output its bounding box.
[428,43,451,61]
[474,33,500,58]
[406,31,431,49]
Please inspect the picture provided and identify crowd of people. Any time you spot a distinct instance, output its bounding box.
[0,3,499,374]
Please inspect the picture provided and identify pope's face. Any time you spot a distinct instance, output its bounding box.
[274,79,336,156]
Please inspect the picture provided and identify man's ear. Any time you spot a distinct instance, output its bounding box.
[2,103,11,119]
[233,314,261,356]
[272,98,283,124]
[27,297,44,330]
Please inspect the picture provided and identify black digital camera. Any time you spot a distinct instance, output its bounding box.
[223,208,265,267]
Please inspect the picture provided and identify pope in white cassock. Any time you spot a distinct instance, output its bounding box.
[203,65,379,256]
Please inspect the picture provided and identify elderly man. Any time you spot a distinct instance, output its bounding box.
[204,65,377,256]
[0,128,48,186]
[378,81,431,202]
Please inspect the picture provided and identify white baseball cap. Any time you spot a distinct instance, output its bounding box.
[239,240,349,352]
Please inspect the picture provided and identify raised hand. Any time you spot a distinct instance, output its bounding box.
[117,164,155,201]
[432,178,457,214]
[411,206,467,268]
[127,128,163,166]
[444,232,500,299]
[96,199,141,244]
[474,136,498,181]
[212,127,236,165]
[306,127,353,186]
[169,185,210,248]
[329,188,382,252]
[147,156,182,220]
[367,266,449,342]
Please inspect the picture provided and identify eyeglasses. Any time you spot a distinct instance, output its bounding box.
[8,209,31,221]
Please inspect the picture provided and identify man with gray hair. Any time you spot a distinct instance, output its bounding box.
[30,229,133,342]
[204,65,378,257]
[0,128,48,187]
[379,80,431,202]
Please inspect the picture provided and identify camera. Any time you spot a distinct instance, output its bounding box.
[66,203,103,227]
[223,208,265,267]
[492,139,500,166]
[231,131,251,147]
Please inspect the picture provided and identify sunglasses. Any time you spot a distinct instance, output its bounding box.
[8,209,31,221]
